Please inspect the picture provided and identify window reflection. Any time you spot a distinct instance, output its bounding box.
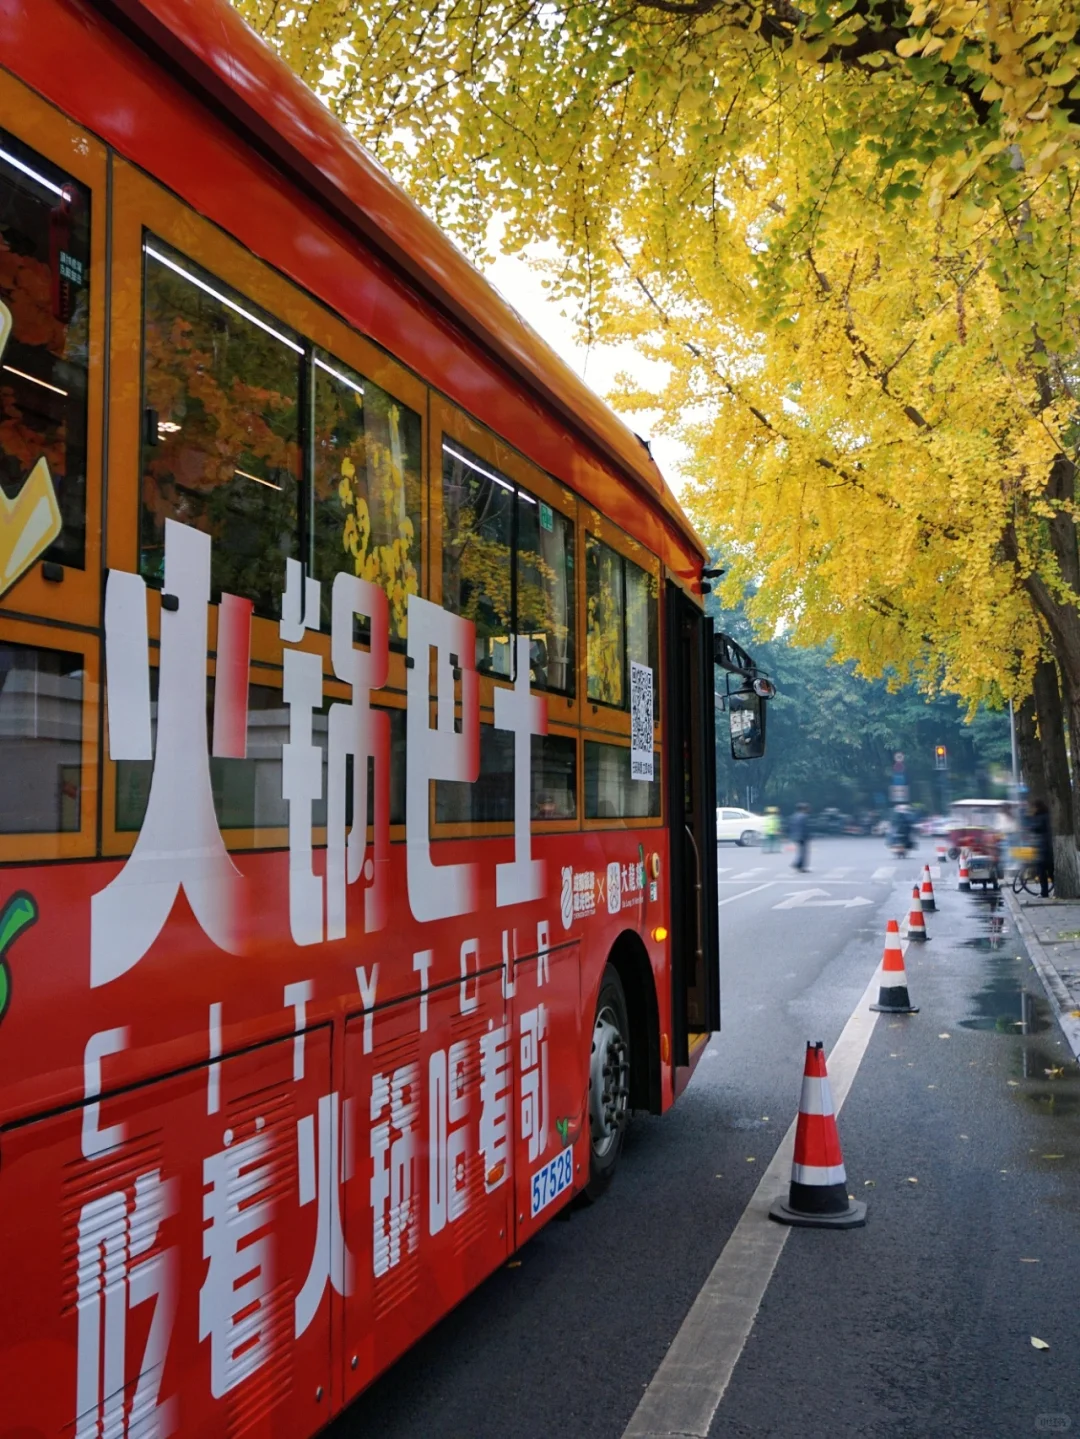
[0,134,90,572]
[517,489,574,694]
[312,352,422,644]
[586,534,624,706]
[585,740,660,820]
[140,239,301,618]
[442,441,513,678]
[0,643,82,832]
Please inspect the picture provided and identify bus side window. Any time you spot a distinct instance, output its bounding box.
[584,739,661,821]
[0,640,84,833]
[311,350,422,647]
[139,238,302,619]
[441,438,513,679]
[586,534,625,707]
[0,133,90,576]
[517,489,575,695]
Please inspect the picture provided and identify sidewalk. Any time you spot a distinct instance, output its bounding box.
[1005,887,1080,1064]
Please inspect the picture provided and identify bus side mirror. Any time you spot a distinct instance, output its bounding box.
[729,689,766,760]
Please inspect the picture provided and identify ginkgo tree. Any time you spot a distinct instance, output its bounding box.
[233,0,1080,885]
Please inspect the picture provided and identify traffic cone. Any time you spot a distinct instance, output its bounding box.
[907,884,929,941]
[936,842,948,867]
[769,1041,866,1229]
[920,865,937,912]
[870,919,919,1014]
[958,851,970,892]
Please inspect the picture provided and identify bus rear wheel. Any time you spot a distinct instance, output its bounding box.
[584,964,631,1201]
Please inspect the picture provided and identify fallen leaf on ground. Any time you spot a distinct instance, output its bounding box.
[938,1032,951,1039]
[1008,1080,1019,1086]
[1030,1336,1050,1351]
[1020,1258,1040,1263]
[1044,1067,1065,1078]
[959,1134,969,1140]
[507,1261,521,1269]
[746,1157,756,1163]
[864,1180,875,1187]
[928,1084,936,1089]
[1069,1010,1080,1020]
[907,1177,918,1184]
[1042,1154,1065,1160]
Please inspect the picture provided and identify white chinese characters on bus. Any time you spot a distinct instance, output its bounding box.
[478,1019,512,1192]
[295,1091,354,1336]
[281,563,391,947]
[370,1063,420,1276]
[93,521,249,988]
[406,596,479,921]
[199,1128,275,1398]
[494,635,547,907]
[519,1004,549,1164]
[429,1041,470,1235]
[75,1169,178,1439]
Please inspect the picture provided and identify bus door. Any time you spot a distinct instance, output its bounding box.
[664,583,720,1078]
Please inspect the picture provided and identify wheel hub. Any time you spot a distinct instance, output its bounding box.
[589,1005,629,1159]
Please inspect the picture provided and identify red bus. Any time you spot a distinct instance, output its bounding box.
[0,2,764,1433]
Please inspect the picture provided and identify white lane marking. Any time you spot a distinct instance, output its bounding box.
[716,866,732,876]
[820,867,851,880]
[622,966,883,1439]
[716,882,775,907]
[772,890,873,910]
[729,867,766,880]
[871,866,895,881]
[720,878,872,887]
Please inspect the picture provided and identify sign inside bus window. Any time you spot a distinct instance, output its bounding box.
[95,525,554,978]
[629,662,654,781]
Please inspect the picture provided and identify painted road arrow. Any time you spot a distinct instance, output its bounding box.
[772,889,875,910]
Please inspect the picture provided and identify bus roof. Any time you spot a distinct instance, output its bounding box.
[96,0,707,564]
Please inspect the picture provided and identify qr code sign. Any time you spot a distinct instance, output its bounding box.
[630,662,654,781]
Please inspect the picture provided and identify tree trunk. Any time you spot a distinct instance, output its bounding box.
[1033,659,1080,898]
[1014,695,1047,807]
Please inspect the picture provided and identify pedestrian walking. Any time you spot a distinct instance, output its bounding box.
[763,806,781,853]
[790,802,811,872]
[1027,798,1054,898]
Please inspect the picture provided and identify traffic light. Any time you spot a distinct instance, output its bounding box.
[934,744,947,771]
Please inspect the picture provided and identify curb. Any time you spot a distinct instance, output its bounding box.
[1003,888,1080,1065]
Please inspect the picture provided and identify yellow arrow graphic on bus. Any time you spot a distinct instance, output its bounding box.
[0,300,62,598]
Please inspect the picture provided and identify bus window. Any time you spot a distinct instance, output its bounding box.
[0,132,90,572]
[517,486,575,694]
[585,738,661,820]
[532,732,577,820]
[625,557,659,714]
[312,350,421,645]
[0,641,83,833]
[442,439,513,679]
[435,722,514,823]
[140,238,302,618]
[586,534,625,707]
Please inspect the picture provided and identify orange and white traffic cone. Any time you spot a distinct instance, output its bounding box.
[920,865,937,912]
[936,842,948,868]
[769,1041,866,1229]
[870,919,919,1014]
[907,884,929,941]
[957,851,970,892]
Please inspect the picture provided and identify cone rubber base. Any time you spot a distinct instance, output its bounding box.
[907,932,928,942]
[870,1000,919,1013]
[921,900,936,911]
[769,1196,867,1229]
[958,883,970,891]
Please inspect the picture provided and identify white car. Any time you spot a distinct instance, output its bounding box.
[716,807,767,846]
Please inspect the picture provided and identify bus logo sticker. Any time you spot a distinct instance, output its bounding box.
[560,867,573,930]
[607,862,622,916]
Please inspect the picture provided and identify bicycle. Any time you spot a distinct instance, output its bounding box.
[1012,861,1054,898]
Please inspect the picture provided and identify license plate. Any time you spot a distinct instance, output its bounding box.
[530,1148,574,1218]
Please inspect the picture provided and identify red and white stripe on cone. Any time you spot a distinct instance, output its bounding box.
[958,850,970,891]
[920,864,937,912]
[936,842,948,867]
[907,884,929,941]
[870,918,918,1014]
[769,1041,866,1229]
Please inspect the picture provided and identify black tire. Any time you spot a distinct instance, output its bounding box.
[583,965,631,1202]
[739,830,757,847]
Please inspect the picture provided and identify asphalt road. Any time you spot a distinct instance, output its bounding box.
[331,837,1080,1439]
